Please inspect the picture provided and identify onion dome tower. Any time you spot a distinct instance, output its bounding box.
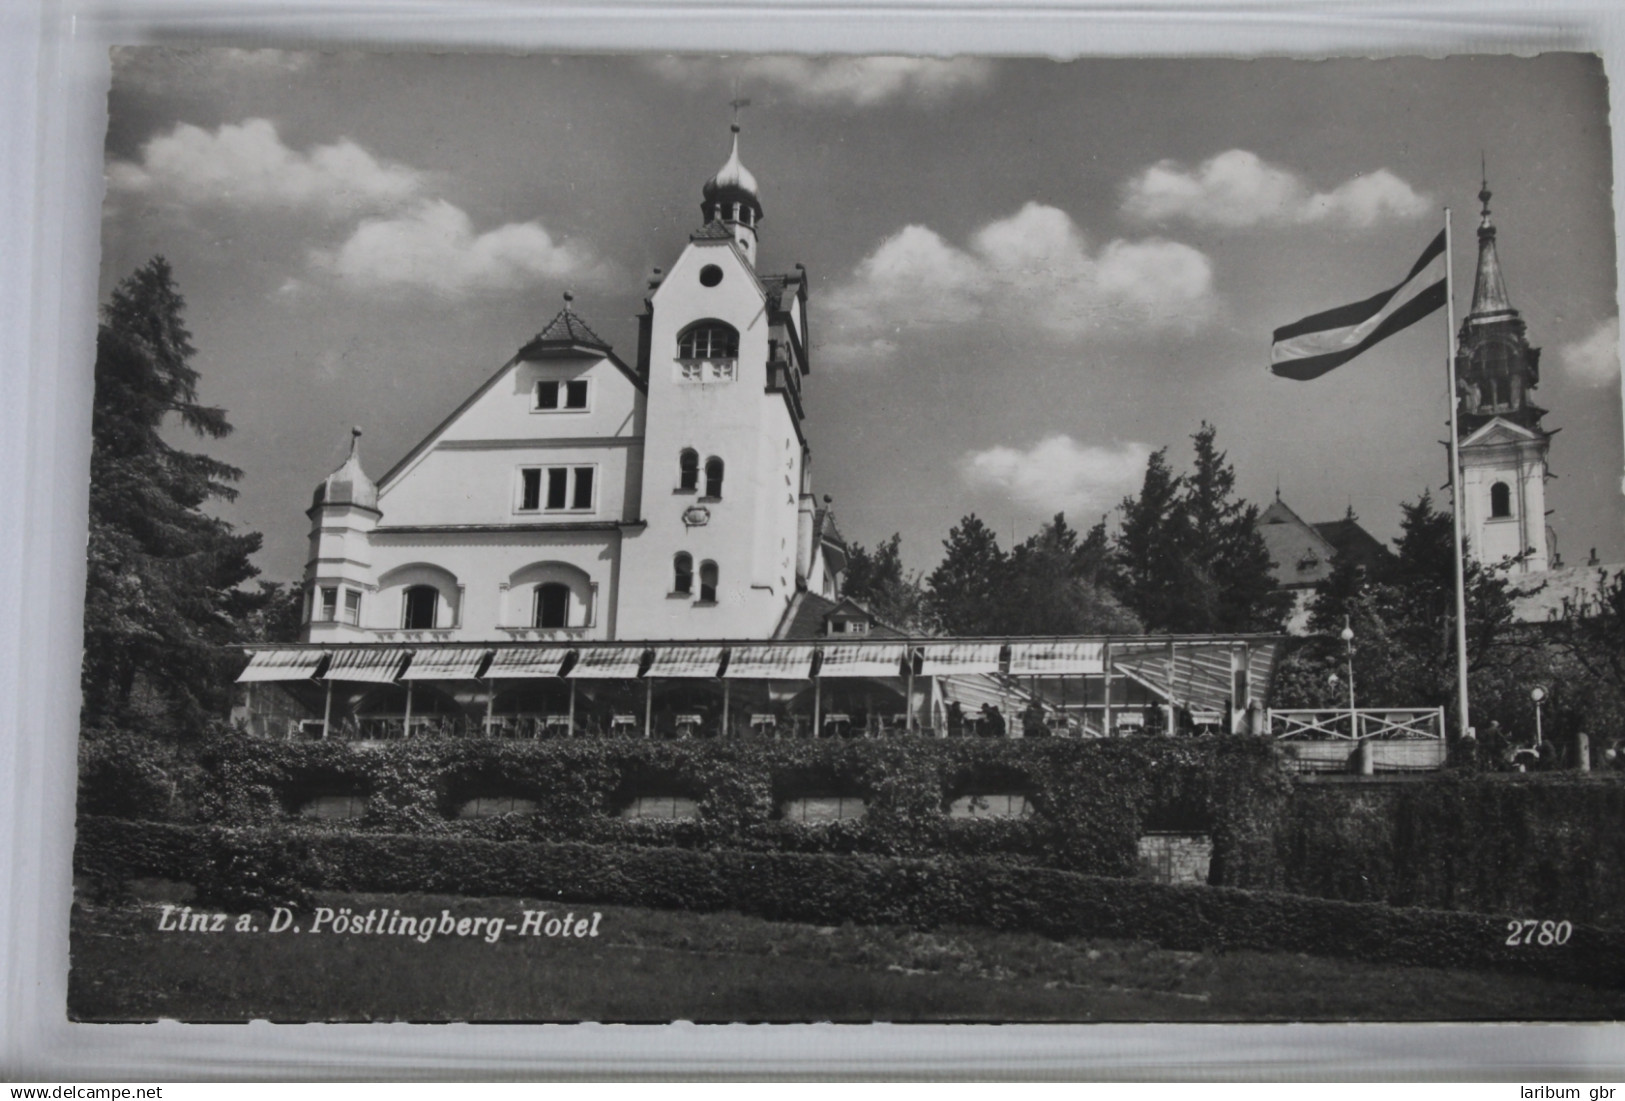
[1454,174,1554,574]
[700,124,762,267]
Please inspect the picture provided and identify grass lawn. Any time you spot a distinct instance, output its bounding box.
[69,885,1625,1023]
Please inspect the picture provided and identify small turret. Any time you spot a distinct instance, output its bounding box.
[304,427,380,639]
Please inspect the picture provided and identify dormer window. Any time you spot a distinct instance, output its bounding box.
[535,378,589,412]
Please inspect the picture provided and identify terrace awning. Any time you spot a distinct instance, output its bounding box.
[1008,640,1103,676]
[486,647,572,679]
[403,648,492,680]
[645,645,726,678]
[818,643,908,678]
[918,642,1002,676]
[723,645,815,680]
[321,648,409,683]
[236,649,326,683]
[567,646,648,679]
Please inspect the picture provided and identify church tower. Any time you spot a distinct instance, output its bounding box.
[1455,176,1554,574]
[615,125,817,638]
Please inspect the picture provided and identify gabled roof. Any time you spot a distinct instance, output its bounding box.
[1257,496,1339,590]
[527,299,610,351]
[1312,516,1393,573]
[773,591,906,640]
[689,220,735,242]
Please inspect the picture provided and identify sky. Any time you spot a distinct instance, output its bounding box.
[98,49,1624,585]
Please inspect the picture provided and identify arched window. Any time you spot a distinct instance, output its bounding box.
[678,449,699,491]
[699,561,719,604]
[1490,481,1512,519]
[677,321,738,360]
[704,457,724,499]
[535,583,571,629]
[402,585,438,630]
[673,553,693,596]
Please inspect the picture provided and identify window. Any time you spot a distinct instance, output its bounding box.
[781,796,865,823]
[678,449,699,491]
[673,553,693,596]
[704,457,724,499]
[948,794,1032,819]
[699,264,723,287]
[621,795,700,820]
[1490,481,1512,519]
[698,560,718,604]
[299,793,367,820]
[535,378,589,411]
[677,321,738,360]
[535,583,571,628]
[402,585,438,630]
[342,588,362,626]
[318,586,338,623]
[457,796,539,819]
[519,466,595,513]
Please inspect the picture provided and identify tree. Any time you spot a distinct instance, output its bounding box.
[841,533,928,632]
[1001,514,1140,635]
[1110,425,1287,633]
[925,514,1007,635]
[81,257,267,737]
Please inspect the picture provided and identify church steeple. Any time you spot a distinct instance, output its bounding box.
[1469,170,1514,319]
[1455,170,1544,434]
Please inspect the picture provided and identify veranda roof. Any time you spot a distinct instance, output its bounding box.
[236,649,326,683]
[1109,639,1284,713]
[817,643,908,678]
[486,647,572,679]
[917,642,1002,676]
[723,645,815,680]
[1008,640,1104,676]
[645,645,726,678]
[321,648,409,683]
[400,648,491,680]
[567,646,649,679]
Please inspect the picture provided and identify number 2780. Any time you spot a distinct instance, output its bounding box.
[1505,919,1573,946]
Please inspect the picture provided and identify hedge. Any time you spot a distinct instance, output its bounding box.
[1281,776,1625,928]
[79,732,1292,884]
[74,816,1625,990]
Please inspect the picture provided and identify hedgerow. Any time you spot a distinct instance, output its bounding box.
[74,816,1625,990]
[108,732,1290,881]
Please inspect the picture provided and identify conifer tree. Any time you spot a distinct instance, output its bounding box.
[925,514,1007,635]
[81,257,266,737]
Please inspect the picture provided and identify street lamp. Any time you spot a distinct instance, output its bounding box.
[1340,617,1357,735]
[1530,685,1547,750]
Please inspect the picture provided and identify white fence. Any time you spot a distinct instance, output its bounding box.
[1267,707,1448,773]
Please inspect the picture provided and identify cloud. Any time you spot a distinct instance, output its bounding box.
[961,435,1153,515]
[820,202,1214,366]
[1121,149,1431,229]
[645,55,994,106]
[310,199,612,298]
[107,118,425,218]
[1557,316,1621,388]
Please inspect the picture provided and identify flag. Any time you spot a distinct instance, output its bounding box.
[1270,229,1447,380]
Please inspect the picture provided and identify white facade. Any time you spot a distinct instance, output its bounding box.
[301,130,837,645]
[1458,418,1551,573]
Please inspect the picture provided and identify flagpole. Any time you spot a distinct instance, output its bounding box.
[1444,207,1472,740]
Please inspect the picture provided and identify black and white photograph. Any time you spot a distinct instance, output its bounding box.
[62,45,1625,1027]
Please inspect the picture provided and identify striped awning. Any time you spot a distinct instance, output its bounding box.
[1008,640,1103,676]
[567,646,648,679]
[818,643,908,678]
[486,647,572,679]
[236,649,326,683]
[402,648,492,681]
[646,645,726,678]
[321,648,409,683]
[918,642,1002,676]
[723,645,815,680]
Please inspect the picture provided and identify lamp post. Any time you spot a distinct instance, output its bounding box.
[1530,685,1547,751]
[1340,617,1357,737]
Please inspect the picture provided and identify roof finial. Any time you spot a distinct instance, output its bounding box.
[563,290,573,304]
[1479,153,1492,216]
[349,426,363,455]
